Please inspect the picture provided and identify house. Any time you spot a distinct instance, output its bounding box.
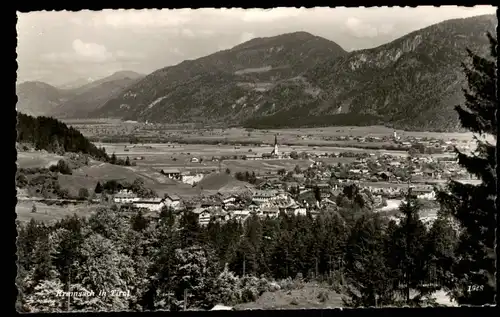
[262,153,273,160]
[246,154,262,160]
[252,190,279,204]
[422,168,437,178]
[247,202,261,214]
[220,193,237,204]
[260,205,280,218]
[113,189,139,204]
[133,198,165,211]
[194,208,212,226]
[377,171,392,181]
[316,183,331,194]
[232,209,251,222]
[161,168,181,180]
[412,187,435,200]
[320,198,336,209]
[278,201,307,216]
[257,181,275,190]
[164,193,182,210]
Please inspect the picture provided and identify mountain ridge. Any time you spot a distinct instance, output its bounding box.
[91,15,497,132]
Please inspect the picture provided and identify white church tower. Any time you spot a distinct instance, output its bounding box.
[271,134,279,157]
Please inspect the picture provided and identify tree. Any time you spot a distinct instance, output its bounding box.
[110,153,117,165]
[94,182,103,194]
[313,185,321,202]
[131,210,149,232]
[56,159,72,175]
[78,188,89,200]
[385,193,436,306]
[31,204,37,213]
[342,213,395,307]
[225,168,231,174]
[125,156,131,166]
[74,233,132,311]
[424,214,459,289]
[293,165,301,174]
[24,279,65,312]
[436,33,497,305]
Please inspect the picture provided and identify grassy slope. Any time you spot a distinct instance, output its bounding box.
[234,282,343,310]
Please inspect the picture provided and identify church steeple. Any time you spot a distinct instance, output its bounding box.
[272,134,279,156]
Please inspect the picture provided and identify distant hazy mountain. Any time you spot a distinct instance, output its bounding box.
[16,71,144,119]
[58,77,96,90]
[92,15,496,132]
[16,81,74,117]
[50,71,145,119]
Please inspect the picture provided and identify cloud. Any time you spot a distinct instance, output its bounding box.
[72,39,113,62]
[41,39,142,65]
[241,8,304,23]
[96,9,193,29]
[345,17,379,38]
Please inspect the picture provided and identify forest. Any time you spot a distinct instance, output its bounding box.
[16,191,460,312]
[17,112,109,160]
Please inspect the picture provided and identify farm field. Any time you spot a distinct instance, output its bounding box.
[16,201,97,224]
[95,143,410,173]
[72,160,199,197]
[69,120,480,142]
[223,159,312,174]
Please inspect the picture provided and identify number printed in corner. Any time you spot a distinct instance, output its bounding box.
[467,285,484,292]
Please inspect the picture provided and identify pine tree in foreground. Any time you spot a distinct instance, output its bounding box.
[342,214,395,307]
[436,33,497,306]
[386,193,436,307]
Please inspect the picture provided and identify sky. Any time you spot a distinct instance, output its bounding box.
[16,6,497,86]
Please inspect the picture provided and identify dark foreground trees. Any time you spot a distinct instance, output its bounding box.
[436,33,497,305]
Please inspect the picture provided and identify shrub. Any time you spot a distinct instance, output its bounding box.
[317,290,329,303]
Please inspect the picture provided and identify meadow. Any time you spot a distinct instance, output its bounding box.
[17,152,64,169]
[16,200,97,223]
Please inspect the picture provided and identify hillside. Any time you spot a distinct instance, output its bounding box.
[16,81,74,117]
[93,15,496,131]
[195,172,254,193]
[50,71,144,119]
[244,15,497,131]
[16,112,109,160]
[91,31,348,122]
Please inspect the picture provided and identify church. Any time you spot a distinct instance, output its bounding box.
[270,134,281,158]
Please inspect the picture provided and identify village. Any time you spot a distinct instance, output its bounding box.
[100,132,476,226]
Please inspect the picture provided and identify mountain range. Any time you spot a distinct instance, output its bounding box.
[16,14,497,131]
[16,71,144,118]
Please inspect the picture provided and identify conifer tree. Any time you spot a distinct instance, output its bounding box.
[94,181,103,194]
[436,33,497,306]
[386,192,435,306]
[342,213,395,307]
